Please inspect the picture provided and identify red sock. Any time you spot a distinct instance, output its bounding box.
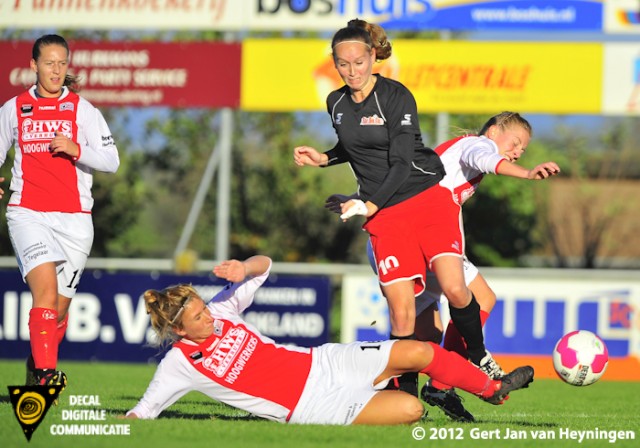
[421,341,497,397]
[431,310,490,390]
[57,314,69,345]
[29,308,59,370]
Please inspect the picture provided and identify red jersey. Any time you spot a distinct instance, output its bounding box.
[0,86,119,213]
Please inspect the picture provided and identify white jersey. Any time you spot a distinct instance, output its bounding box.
[128,264,314,423]
[436,135,507,206]
[0,85,119,213]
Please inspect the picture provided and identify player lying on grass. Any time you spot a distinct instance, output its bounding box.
[126,255,534,425]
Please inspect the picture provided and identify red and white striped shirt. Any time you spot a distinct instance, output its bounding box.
[436,135,507,206]
[128,264,314,423]
[0,85,119,213]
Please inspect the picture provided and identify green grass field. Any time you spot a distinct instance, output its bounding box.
[1,359,638,448]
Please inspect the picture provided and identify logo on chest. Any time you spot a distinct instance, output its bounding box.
[21,119,73,141]
[20,104,33,117]
[360,114,384,126]
[202,327,248,377]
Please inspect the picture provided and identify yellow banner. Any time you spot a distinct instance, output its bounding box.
[241,39,602,114]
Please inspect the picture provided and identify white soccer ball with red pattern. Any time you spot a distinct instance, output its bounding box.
[552,330,609,386]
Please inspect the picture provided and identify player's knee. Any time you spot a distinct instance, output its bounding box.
[406,341,432,367]
[402,396,425,424]
[442,284,470,307]
[388,311,414,333]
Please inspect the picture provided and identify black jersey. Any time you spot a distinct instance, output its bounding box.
[323,74,445,209]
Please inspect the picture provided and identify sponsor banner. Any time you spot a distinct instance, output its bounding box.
[0,0,603,32]
[0,41,241,108]
[242,39,602,113]
[604,0,640,33]
[341,273,640,360]
[0,0,243,30]
[378,0,604,32]
[0,270,330,363]
[602,43,640,115]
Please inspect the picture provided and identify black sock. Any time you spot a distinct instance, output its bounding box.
[448,294,486,365]
[390,333,419,397]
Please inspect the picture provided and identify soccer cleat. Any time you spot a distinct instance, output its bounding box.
[477,351,507,379]
[36,369,68,405]
[421,381,475,422]
[481,366,534,405]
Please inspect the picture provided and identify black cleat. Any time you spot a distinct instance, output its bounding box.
[35,369,68,405]
[421,381,475,422]
[482,366,534,405]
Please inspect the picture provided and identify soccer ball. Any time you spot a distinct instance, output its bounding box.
[552,330,609,386]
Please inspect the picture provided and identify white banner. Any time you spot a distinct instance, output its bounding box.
[604,0,640,34]
[603,43,640,115]
[0,0,244,30]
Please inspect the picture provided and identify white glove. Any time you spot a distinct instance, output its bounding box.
[340,199,368,221]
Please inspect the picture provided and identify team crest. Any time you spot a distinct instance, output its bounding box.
[213,319,224,336]
[59,102,75,112]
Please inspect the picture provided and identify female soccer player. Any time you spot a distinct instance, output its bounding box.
[293,19,503,398]
[0,34,120,389]
[126,255,534,425]
[325,111,560,422]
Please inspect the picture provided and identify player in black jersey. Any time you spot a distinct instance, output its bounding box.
[294,19,505,399]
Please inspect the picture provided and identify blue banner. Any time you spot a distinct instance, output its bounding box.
[0,270,331,363]
[342,273,638,358]
[376,0,604,31]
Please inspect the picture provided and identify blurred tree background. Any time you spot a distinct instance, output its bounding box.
[1,30,639,269]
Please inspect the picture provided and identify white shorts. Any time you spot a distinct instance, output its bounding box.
[7,207,94,298]
[367,238,479,315]
[289,340,397,425]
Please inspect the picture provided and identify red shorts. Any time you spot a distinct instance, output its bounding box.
[363,185,464,296]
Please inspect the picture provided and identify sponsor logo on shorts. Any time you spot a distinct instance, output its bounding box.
[23,241,49,264]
